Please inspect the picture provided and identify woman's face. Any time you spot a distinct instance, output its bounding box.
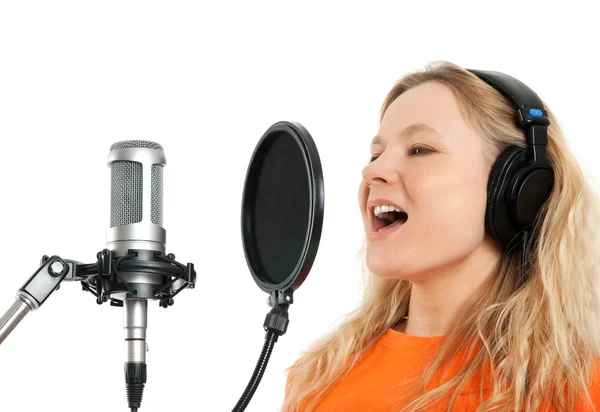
[358,81,493,280]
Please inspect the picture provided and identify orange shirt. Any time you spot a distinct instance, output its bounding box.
[291,328,600,411]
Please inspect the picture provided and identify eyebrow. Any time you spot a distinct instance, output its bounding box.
[370,123,442,147]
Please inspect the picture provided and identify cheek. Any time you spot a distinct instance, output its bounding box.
[411,164,489,247]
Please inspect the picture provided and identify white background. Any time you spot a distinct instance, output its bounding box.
[0,1,598,411]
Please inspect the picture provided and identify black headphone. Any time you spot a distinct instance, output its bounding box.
[467,69,555,251]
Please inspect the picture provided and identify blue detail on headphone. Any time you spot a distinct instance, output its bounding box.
[529,109,543,116]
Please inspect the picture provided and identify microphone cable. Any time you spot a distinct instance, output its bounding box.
[518,229,528,290]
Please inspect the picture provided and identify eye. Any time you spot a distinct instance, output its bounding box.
[369,146,434,163]
[409,146,433,156]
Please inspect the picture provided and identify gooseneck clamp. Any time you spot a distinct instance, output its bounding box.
[231,288,293,412]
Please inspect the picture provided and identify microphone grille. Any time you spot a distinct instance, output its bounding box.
[151,164,163,226]
[109,140,164,228]
[110,140,164,151]
[111,161,143,227]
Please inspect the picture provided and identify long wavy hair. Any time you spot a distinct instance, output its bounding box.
[282,61,600,411]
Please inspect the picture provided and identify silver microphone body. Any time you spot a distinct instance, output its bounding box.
[107,140,167,411]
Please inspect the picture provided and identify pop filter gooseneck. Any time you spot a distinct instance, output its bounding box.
[232,121,324,412]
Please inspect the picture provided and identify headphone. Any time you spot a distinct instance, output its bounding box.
[467,69,555,251]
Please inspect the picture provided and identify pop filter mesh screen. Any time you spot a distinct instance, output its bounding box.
[251,132,310,285]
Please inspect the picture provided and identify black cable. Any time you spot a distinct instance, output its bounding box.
[517,230,528,290]
[232,330,278,412]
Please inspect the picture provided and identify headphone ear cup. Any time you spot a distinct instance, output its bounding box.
[509,165,554,230]
[486,146,528,248]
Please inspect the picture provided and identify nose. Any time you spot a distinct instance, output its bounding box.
[361,152,400,186]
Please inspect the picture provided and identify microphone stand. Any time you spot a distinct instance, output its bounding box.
[0,251,119,346]
[0,256,72,344]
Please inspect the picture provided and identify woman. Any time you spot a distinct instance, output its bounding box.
[282,62,600,411]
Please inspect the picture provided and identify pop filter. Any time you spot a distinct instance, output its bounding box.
[241,120,324,295]
[232,121,324,412]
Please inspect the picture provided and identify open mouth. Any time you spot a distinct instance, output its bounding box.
[372,207,409,232]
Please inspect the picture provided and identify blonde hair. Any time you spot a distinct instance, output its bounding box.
[282,61,600,411]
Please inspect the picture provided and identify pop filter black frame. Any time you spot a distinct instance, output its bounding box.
[241,120,324,295]
[232,121,324,412]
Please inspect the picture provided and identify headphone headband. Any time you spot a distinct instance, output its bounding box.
[468,69,551,168]
[467,69,549,127]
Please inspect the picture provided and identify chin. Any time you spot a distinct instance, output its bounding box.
[367,257,407,279]
[365,250,426,280]
[369,267,423,282]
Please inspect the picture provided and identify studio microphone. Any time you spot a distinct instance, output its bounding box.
[100,140,196,412]
[0,139,195,412]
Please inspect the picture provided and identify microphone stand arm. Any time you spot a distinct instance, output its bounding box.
[0,255,70,345]
[231,288,293,412]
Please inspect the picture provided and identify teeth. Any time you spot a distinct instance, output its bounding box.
[373,204,404,217]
